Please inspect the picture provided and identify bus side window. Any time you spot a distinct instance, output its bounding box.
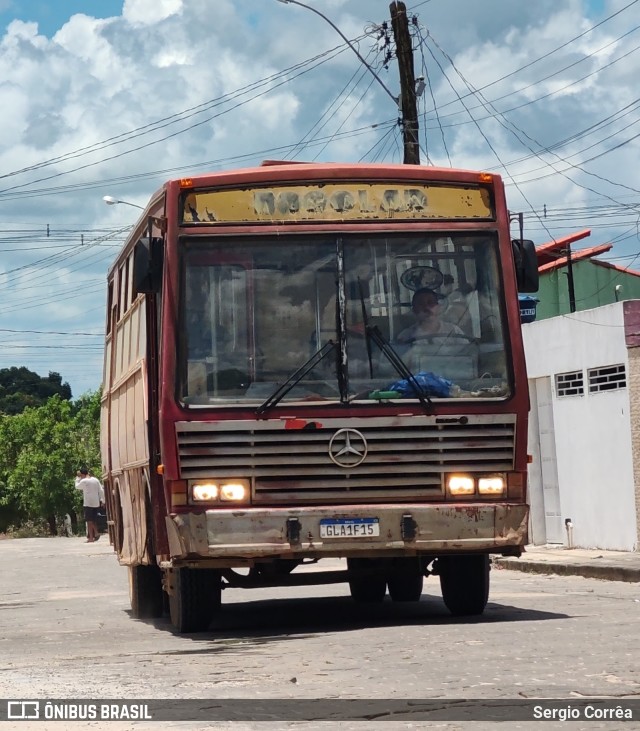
[106,281,114,335]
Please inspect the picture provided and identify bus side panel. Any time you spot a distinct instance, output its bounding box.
[118,468,153,565]
[105,294,156,565]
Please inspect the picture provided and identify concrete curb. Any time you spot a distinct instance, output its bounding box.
[494,557,640,583]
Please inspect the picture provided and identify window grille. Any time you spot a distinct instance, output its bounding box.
[588,364,626,394]
[555,371,584,397]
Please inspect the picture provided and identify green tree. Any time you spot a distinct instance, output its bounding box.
[71,390,101,474]
[0,412,29,531]
[0,367,72,415]
[0,391,101,535]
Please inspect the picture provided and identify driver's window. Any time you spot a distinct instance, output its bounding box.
[185,263,249,398]
[381,238,483,382]
[249,242,336,393]
[253,266,316,377]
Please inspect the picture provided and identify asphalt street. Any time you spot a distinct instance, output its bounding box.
[1,537,639,731]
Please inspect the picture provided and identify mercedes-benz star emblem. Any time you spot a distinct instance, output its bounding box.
[328,428,368,468]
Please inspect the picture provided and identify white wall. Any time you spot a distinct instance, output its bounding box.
[522,303,638,551]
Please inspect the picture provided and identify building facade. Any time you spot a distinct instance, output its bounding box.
[537,258,640,320]
[533,228,640,320]
[522,300,640,551]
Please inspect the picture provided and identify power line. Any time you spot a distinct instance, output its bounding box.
[0,328,103,336]
[0,40,364,184]
[419,1,640,120]
[0,120,396,202]
[416,26,558,242]
[419,27,640,237]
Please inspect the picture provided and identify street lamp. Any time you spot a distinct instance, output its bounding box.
[275,0,398,106]
[103,195,144,210]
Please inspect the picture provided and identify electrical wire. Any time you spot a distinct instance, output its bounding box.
[0,41,367,196]
[0,120,397,202]
[419,0,640,119]
[313,76,377,160]
[286,48,376,160]
[415,26,558,243]
[3,0,640,391]
[0,38,370,184]
[419,26,640,242]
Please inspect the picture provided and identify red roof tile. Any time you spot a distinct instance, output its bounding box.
[535,229,591,266]
[591,258,640,278]
[538,243,613,273]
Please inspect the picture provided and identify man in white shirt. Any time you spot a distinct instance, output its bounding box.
[397,287,465,344]
[394,287,475,379]
[75,467,105,543]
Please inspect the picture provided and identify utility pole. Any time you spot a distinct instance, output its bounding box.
[565,245,577,313]
[390,1,420,164]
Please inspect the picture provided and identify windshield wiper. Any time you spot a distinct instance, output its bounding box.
[256,341,337,416]
[355,281,431,412]
[365,325,433,412]
[358,278,374,378]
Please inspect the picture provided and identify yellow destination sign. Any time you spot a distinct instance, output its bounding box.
[181,182,494,223]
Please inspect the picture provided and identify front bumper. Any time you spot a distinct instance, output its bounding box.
[165,503,528,562]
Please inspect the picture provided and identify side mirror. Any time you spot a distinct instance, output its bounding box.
[512,239,539,293]
[133,237,164,294]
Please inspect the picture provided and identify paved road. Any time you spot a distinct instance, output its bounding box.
[1,537,639,730]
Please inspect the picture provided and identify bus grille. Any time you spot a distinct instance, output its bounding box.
[175,415,516,505]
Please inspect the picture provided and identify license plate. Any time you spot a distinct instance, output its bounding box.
[319,518,379,538]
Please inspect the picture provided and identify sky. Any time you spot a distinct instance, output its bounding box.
[0,0,638,398]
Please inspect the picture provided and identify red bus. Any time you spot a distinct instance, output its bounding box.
[101,162,538,632]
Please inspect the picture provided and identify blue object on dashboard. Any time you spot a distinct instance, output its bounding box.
[386,371,454,398]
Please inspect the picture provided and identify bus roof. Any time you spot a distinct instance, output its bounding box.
[167,161,500,191]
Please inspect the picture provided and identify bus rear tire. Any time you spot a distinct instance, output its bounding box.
[387,558,424,602]
[129,564,164,619]
[168,568,222,633]
[438,554,490,616]
[347,558,387,603]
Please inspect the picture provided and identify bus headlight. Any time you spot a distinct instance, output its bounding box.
[220,481,249,501]
[447,474,475,496]
[478,475,506,495]
[190,480,250,503]
[191,482,218,501]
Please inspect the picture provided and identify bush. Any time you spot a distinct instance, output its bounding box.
[2,520,51,538]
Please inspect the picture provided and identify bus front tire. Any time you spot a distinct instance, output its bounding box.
[347,558,387,603]
[129,564,164,619]
[438,554,490,616]
[387,558,424,602]
[168,567,222,633]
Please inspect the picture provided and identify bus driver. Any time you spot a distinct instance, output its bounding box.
[397,287,465,345]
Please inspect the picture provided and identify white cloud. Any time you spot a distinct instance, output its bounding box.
[122,0,183,26]
[0,0,638,395]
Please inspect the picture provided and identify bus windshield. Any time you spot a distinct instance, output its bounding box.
[178,233,511,406]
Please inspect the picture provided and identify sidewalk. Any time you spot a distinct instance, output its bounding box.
[494,544,640,583]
